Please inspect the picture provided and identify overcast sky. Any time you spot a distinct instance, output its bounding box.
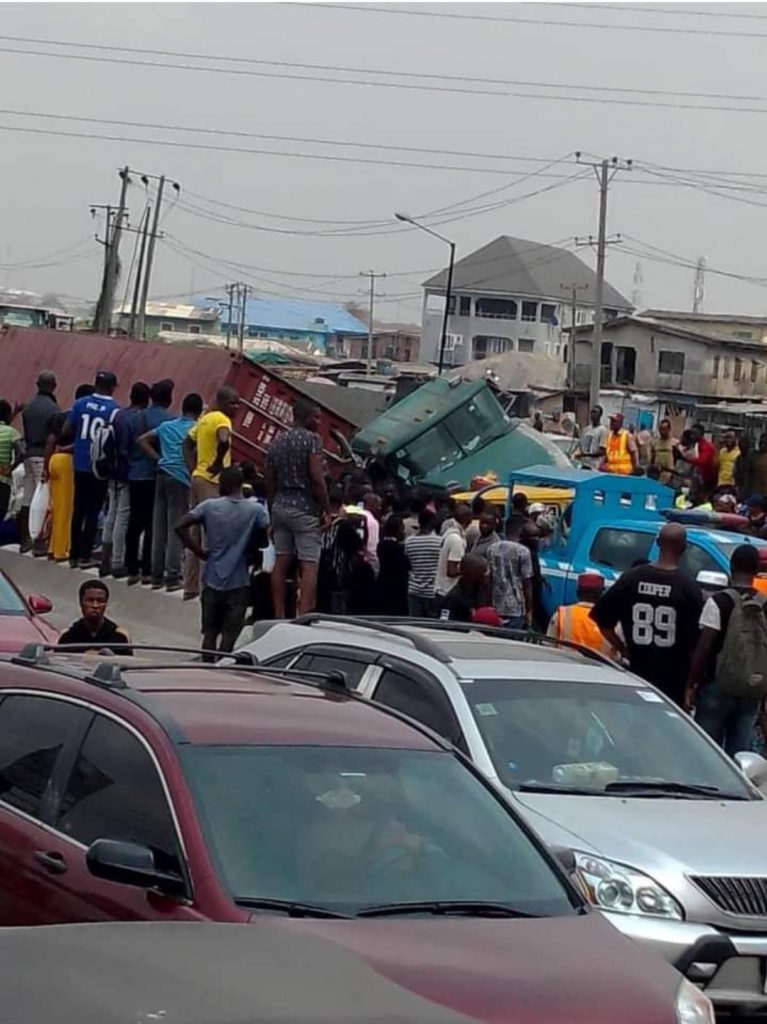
[2,1,767,321]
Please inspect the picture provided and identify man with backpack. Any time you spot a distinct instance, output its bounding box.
[685,544,767,756]
[100,381,149,578]
[64,370,119,568]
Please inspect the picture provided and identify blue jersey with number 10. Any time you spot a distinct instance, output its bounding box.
[67,394,120,473]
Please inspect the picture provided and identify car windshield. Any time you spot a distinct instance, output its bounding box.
[462,679,753,799]
[182,745,576,917]
[0,574,25,614]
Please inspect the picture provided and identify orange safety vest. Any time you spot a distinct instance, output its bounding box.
[549,603,614,657]
[605,429,633,475]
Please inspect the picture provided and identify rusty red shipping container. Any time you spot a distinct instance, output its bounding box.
[0,329,357,475]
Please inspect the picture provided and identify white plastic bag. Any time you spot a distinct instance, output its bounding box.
[261,542,276,574]
[28,481,50,540]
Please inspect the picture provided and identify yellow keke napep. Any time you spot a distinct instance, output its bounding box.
[451,482,573,521]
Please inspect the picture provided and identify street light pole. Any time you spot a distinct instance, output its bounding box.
[395,212,456,374]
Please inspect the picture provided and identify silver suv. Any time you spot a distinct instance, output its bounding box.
[238,615,767,1017]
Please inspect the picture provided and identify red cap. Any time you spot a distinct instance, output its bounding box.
[577,572,605,591]
[472,607,503,627]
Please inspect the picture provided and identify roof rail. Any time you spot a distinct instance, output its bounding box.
[359,617,616,667]
[291,614,452,664]
[9,642,352,693]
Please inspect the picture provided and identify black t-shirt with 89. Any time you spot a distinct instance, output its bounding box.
[590,564,704,705]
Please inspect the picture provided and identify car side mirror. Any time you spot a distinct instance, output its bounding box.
[734,751,767,788]
[27,593,53,614]
[550,845,576,874]
[86,839,186,898]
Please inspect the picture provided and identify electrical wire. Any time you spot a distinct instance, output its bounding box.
[0,236,95,269]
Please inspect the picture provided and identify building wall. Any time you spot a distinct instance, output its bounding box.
[340,331,420,362]
[653,317,767,344]
[420,289,608,366]
[116,314,217,339]
[574,322,767,399]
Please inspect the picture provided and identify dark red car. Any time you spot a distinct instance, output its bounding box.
[0,570,56,653]
[0,647,705,1024]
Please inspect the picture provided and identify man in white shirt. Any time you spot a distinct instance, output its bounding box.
[435,504,472,598]
[575,406,608,469]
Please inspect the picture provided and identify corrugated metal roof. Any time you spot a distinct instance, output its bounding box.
[195,295,368,336]
[116,302,219,321]
[424,235,632,311]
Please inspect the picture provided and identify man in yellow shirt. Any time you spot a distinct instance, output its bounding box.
[716,430,739,488]
[182,386,239,599]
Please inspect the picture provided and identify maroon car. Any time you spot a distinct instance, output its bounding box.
[0,570,56,653]
[0,647,707,1024]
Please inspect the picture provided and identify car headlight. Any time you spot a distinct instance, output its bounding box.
[675,978,715,1024]
[574,851,683,920]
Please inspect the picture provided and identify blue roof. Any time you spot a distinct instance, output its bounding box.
[194,294,367,336]
[508,465,671,495]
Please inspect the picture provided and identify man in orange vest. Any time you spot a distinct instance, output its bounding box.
[547,572,615,657]
[602,413,637,475]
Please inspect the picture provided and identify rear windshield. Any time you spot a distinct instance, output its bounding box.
[182,745,576,918]
[462,679,752,799]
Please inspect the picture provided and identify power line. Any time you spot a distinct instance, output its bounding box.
[7,42,767,113]
[546,3,767,21]
[7,34,767,106]
[302,3,767,39]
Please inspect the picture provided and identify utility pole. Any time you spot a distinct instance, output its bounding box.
[238,282,248,353]
[225,283,235,349]
[93,167,130,334]
[128,204,151,338]
[575,153,632,410]
[135,173,181,339]
[560,283,587,390]
[360,270,386,374]
[692,256,706,314]
[91,204,113,333]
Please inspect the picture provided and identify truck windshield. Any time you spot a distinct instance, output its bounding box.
[462,679,753,800]
[182,745,577,917]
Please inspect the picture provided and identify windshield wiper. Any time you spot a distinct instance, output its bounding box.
[605,780,746,800]
[357,900,539,919]
[234,897,350,919]
[517,782,607,796]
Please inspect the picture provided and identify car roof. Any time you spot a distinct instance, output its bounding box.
[242,619,636,685]
[0,653,443,751]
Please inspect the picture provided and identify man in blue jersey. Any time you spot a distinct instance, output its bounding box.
[65,370,120,567]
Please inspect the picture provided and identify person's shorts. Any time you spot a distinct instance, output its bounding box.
[271,505,321,563]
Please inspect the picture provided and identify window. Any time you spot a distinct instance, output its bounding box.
[472,336,512,360]
[446,295,456,315]
[540,303,557,324]
[658,351,685,375]
[0,697,88,819]
[677,544,719,580]
[734,358,743,383]
[518,338,535,353]
[57,716,179,868]
[189,324,201,335]
[374,668,461,744]
[600,341,613,386]
[752,361,761,384]
[0,574,25,614]
[291,650,373,688]
[475,297,517,320]
[264,653,299,669]
[723,358,731,379]
[712,356,720,379]
[160,322,174,332]
[734,330,753,340]
[521,301,538,322]
[614,346,636,386]
[458,296,471,317]
[589,528,653,573]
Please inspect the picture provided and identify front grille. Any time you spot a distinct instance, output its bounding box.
[692,875,767,917]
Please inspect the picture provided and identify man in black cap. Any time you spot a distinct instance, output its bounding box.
[63,370,120,567]
[19,370,58,553]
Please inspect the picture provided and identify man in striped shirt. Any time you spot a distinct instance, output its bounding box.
[404,509,442,618]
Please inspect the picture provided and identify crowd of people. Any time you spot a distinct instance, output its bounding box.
[5,374,767,759]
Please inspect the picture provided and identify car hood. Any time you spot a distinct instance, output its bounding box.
[514,791,767,874]
[278,913,678,1024]
[0,612,53,653]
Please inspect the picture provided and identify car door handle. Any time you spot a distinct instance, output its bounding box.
[33,850,68,875]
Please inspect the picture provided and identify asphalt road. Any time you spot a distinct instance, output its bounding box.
[0,547,202,650]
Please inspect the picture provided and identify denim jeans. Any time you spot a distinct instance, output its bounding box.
[151,472,190,585]
[102,481,130,569]
[695,681,761,758]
